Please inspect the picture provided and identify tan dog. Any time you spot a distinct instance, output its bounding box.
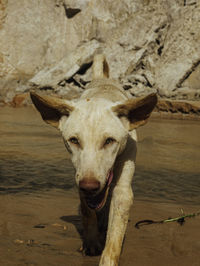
[30,55,157,266]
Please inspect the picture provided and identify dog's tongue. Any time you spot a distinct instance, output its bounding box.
[107,170,113,186]
[86,170,113,210]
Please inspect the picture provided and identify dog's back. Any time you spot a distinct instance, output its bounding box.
[81,54,130,102]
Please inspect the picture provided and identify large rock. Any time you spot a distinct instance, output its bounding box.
[0,0,200,106]
[155,5,200,97]
[29,39,100,88]
[0,0,86,78]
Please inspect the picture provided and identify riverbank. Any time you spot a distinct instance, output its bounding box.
[1,92,200,122]
[0,106,200,266]
[0,191,200,266]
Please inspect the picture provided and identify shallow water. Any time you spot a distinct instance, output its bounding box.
[0,106,200,204]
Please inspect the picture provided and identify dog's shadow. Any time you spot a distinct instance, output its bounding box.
[60,214,83,238]
[60,214,100,266]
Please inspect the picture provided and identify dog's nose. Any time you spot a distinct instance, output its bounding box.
[79,178,100,193]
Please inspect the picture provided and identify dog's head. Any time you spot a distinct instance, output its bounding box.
[31,92,157,210]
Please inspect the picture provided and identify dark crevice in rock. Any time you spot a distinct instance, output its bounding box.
[78,78,90,86]
[177,108,188,114]
[65,77,86,90]
[155,39,160,45]
[58,80,66,87]
[184,1,197,6]
[140,62,145,70]
[142,74,153,88]
[154,23,169,57]
[154,23,168,33]
[176,60,200,88]
[59,62,92,89]
[63,4,81,19]
[66,77,82,87]
[39,86,54,91]
[77,62,93,75]
[123,85,132,90]
[145,79,152,88]
[157,45,164,56]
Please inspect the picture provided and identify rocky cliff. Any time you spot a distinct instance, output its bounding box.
[0,0,200,116]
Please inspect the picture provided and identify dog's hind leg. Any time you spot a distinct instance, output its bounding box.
[80,197,105,255]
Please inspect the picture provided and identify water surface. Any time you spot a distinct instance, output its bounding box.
[0,106,200,204]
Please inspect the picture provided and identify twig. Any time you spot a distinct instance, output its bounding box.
[135,210,200,229]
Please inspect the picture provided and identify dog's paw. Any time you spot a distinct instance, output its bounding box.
[82,239,104,256]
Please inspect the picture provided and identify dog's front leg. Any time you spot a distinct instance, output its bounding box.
[99,186,133,265]
[99,163,134,266]
[80,197,104,255]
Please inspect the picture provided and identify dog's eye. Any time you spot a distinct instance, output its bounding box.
[69,137,79,145]
[104,137,116,146]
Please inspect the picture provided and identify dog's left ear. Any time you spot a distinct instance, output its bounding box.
[112,93,158,130]
[30,92,74,128]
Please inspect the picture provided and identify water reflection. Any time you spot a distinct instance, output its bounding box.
[0,157,75,194]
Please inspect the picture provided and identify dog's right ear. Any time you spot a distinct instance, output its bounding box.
[30,92,74,128]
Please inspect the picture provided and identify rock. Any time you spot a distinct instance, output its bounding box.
[0,0,81,79]
[182,63,200,91]
[11,93,30,107]
[156,99,200,116]
[129,84,157,97]
[155,5,200,96]
[54,84,83,99]
[0,0,200,111]
[29,39,100,88]
[14,239,24,244]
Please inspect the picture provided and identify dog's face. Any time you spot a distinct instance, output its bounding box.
[30,92,157,210]
[59,98,128,187]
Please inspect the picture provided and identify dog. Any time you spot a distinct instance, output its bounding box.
[30,54,157,266]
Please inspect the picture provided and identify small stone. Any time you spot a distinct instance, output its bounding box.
[11,93,29,107]
[34,224,46,228]
[14,239,24,244]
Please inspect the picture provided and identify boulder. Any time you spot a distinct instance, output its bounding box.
[0,0,200,108]
[29,39,100,89]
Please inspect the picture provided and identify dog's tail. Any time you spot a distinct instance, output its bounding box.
[92,54,109,79]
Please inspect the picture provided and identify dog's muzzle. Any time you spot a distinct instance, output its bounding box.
[79,170,113,211]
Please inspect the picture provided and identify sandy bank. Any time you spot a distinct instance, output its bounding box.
[0,190,200,266]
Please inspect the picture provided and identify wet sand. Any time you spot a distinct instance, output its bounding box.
[0,191,200,266]
[0,106,200,265]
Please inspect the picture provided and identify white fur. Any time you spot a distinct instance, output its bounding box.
[57,96,137,266]
[31,55,156,266]
[59,98,132,190]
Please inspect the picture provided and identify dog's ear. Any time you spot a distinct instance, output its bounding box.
[30,92,74,128]
[112,93,157,130]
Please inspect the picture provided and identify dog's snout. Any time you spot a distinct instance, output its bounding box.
[79,178,100,193]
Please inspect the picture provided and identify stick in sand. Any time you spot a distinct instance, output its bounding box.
[135,210,200,229]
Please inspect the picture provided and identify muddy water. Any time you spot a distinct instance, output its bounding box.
[0,106,200,266]
[0,106,200,204]
[0,106,75,194]
[136,117,200,204]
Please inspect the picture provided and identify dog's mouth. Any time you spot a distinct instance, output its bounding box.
[85,170,113,211]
